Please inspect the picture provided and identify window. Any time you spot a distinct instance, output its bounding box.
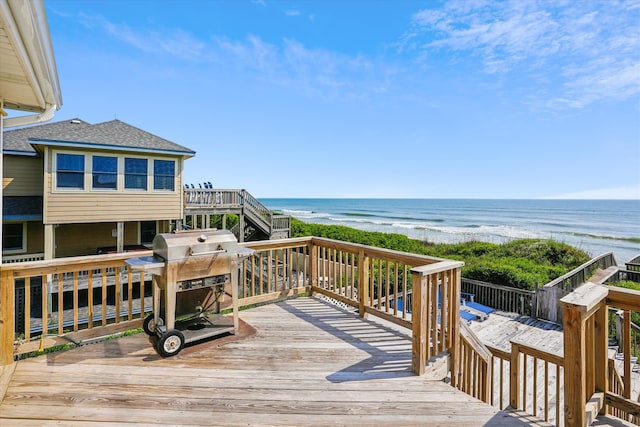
[140,221,157,245]
[92,156,117,190]
[154,160,175,191]
[56,153,84,189]
[125,158,148,190]
[3,223,24,252]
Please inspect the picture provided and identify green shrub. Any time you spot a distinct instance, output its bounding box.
[291,218,591,291]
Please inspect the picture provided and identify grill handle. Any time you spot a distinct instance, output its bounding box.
[187,248,227,257]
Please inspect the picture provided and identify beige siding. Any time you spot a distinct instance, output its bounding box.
[45,193,182,223]
[55,221,143,257]
[43,147,185,224]
[3,155,44,196]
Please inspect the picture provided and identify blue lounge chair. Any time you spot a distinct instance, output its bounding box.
[464,301,495,315]
[460,310,478,322]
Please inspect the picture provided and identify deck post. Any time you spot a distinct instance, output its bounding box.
[357,250,368,319]
[562,302,587,427]
[509,342,521,410]
[309,241,317,295]
[449,267,462,386]
[593,302,608,414]
[560,282,608,427]
[411,270,427,375]
[0,268,15,366]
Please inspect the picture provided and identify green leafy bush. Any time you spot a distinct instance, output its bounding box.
[291,218,591,290]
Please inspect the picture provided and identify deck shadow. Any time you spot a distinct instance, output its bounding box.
[278,297,416,383]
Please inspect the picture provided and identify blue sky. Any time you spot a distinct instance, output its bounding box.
[42,0,639,199]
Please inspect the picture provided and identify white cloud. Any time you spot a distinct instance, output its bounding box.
[77,13,206,61]
[215,35,397,101]
[72,13,395,102]
[404,0,640,110]
[284,10,301,17]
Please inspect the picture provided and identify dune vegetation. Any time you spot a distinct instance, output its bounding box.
[290,218,591,291]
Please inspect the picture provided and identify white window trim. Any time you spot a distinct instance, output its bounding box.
[152,159,177,192]
[52,150,178,194]
[3,222,27,254]
[53,150,87,192]
[123,155,150,192]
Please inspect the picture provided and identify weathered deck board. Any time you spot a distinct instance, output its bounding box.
[1,297,553,426]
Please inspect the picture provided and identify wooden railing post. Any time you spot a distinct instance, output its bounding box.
[0,267,15,366]
[510,342,521,410]
[309,241,318,295]
[411,270,427,375]
[594,300,608,414]
[560,282,608,427]
[449,267,462,385]
[358,250,369,319]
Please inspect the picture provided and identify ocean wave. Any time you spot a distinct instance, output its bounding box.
[568,231,640,244]
[423,225,537,240]
[283,209,331,219]
[321,215,537,240]
[342,212,375,217]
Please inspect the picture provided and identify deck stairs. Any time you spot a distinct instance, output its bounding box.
[183,186,290,241]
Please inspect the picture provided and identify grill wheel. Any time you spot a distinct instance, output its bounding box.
[156,330,185,357]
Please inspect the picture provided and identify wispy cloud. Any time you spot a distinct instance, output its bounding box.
[75,11,397,102]
[404,0,640,110]
[284,10,301,17]
[214,35,398,101]
[76,13,207,61]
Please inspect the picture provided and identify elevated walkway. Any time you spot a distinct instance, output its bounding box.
[183,187,290,241]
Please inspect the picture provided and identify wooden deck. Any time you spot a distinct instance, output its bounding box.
[0,296,555,426]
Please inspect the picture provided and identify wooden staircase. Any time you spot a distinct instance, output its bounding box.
[183,187,290,241]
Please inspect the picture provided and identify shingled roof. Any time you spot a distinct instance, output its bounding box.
[3,118,195,157]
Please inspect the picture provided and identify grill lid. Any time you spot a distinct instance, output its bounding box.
[153,229,238,262]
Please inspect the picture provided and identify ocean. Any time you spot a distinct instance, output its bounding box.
[262,199,640,265]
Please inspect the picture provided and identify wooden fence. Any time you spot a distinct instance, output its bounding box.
[536,252,617,324]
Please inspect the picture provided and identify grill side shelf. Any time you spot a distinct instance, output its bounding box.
[125,256,166,275]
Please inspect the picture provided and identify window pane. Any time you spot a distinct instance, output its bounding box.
[154,160,175,176]
[93,156,117,173]
[125,158,147,174]
[125,175,147,190]
[125,158,147,190]
[153,160,175,190]
[58,172,85,188]
[57,153,84,171]
[56,154,84,189]
[3,223,23,251]
[93,173,117,189]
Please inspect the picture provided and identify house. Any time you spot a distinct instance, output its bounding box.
[3,118,195,259]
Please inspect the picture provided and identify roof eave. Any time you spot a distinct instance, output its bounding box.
[29,138,196,158]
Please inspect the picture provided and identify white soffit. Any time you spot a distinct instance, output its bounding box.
[0,0,62,113]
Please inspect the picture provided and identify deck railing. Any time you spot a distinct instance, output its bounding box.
[183,188,291,238]
[536,252,617,324]
[462,278,535,316]
[560,282,640,427]
[0,236,464,382]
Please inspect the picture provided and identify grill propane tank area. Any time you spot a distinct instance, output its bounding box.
[126,229,254,357]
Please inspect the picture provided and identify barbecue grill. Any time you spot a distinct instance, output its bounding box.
[126,229,253,357]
